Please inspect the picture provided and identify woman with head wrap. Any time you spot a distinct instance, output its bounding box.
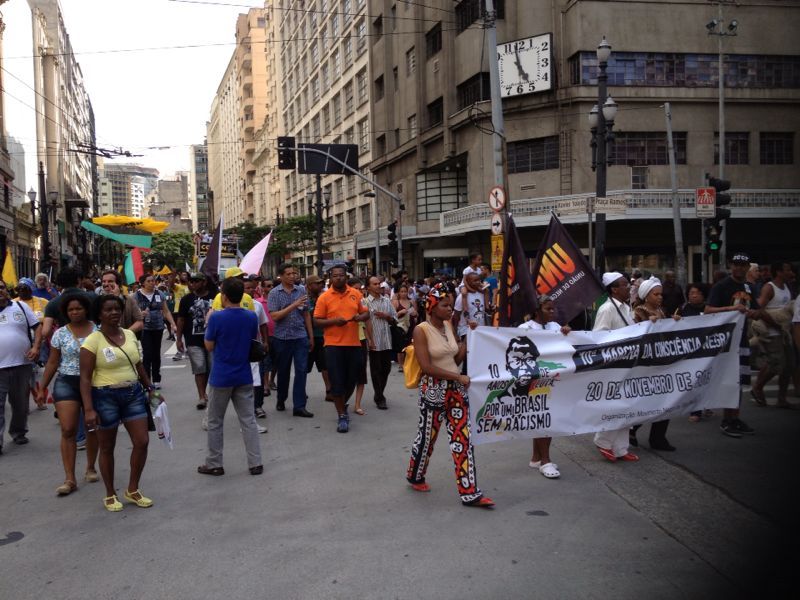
[630,276,680,451]
[406,283,495,508]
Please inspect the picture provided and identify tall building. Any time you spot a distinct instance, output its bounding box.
[188,142,210,232]
[207,55,240,227]
[367,0,800,277]
[279,0,374,272]
[29,0,96,269]
[99,163,159,217]
[150,173,191,232]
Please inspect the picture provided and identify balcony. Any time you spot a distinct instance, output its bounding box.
[439,189,800,236]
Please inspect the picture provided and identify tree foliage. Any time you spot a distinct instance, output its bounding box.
[149,232,195,270]
[269,215,331,259]
[226,222,269,255]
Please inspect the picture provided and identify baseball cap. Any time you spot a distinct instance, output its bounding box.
[731,252,750,264]
[224,266,245,279]
[306,275,323,285]
[17,277,35,290]
[188,272,206,281]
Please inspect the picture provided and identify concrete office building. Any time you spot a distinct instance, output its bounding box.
[188,143,211,232]
[208,55,241,227]
[366,0,800,278]
[100,163,159,217]
[279,0,375,272]
[150,173,191,232]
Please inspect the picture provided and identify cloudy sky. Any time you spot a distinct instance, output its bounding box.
[3,0,253,187]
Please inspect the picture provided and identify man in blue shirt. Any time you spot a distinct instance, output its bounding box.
[197,277,263,476]
[267,263,314,417]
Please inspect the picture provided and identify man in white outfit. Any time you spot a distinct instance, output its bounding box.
[592,272,639,463]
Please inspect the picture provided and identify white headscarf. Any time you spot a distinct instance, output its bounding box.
[637,276,662,302]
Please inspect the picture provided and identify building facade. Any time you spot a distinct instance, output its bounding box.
[150,173,192,232]
[99,163,159,217]
[188,142,211,232]
[207,54,241,227]
[366,0,800,278]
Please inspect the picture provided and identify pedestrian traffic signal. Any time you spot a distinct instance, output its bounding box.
[277,136,296,170]
[387,220,398,264]
[704,219,721,253]
[709,176,732,221]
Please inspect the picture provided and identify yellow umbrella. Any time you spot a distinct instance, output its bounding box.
[92,215,170,234]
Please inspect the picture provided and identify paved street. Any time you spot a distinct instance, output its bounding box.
[1,340,797,599]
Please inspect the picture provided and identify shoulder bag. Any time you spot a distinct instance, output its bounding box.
[101,330,156,432]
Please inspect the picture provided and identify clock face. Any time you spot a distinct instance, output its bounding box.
[497,33,553,98]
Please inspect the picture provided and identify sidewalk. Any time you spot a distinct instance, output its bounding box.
[1,350,795,599]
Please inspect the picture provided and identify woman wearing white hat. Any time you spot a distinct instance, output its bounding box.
[592,272,639,462]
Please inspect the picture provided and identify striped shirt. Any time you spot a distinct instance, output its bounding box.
[366,294,396,352]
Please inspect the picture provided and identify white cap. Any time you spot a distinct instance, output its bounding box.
[637,276,662,301]
[602,272,624,287]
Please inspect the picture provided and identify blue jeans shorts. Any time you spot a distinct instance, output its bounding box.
[53,374,82,403]
[91,382,148,430]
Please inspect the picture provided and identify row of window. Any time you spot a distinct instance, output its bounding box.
[505,131,795,174]
[570,52,800,88]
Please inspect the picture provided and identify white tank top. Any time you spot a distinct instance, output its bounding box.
[765,281,791,309]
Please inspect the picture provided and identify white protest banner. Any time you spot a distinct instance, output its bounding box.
[467,312,743,445]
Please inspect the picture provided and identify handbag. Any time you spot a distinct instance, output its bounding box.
[403,343,422,389]
[101,330,156,432]
[248,338,267,362]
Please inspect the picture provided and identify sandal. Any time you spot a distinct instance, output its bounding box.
[103,495,123,512]
[84,469,100,483]
[750,389,767,406]
[539,462,560,479]
[197,464,225,476]
[597,446,617,462]
[354,408,366,416]
[123,489,153,508]
[409,482,431,492]
[56,481,77,496]
[466,496,495,509]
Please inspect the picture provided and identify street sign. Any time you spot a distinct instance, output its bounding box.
[591,196,627,215]
[490,213,503,235]
[491,234,504,271]
[695,187,716,218]
[488,186,506,212]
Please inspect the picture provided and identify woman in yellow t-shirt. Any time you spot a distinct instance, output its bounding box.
[80,295,162,513]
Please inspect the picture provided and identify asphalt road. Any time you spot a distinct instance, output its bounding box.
[1,341,797,599]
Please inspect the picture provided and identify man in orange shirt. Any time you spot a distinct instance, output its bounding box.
[313,265,370,433]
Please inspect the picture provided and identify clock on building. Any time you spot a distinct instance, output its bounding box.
[497,33,553,98]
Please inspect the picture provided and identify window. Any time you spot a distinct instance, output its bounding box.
[373,15,383,38]
[322,106,330,134]
[374,74,385,100]
[416,168,468,220]
[334,178,344,202]
[507,136,559,173]
[714,132,748,165]
[344,126,355,145]
[760,132,794,164]
[343,38,352,68]
[408,114,418,137]
[343,0,352,25]
[426,23,442,59]
[457,72,491,110]
[358,118,369,152]
[331,14,339,37]
[347,209,356,234]
[394,128,401,148]
[454,0,502,33]
[427,97,443,127]
[310,42,319,65]
[375,134,386,156]
[347,174,357,197]
[311,77,320,101]
[332,49,341,77]
[360,204,371,230]
[610,132,688,166]
[344,81,354,114]
[406,47,416,75]
[569,52,800,89]
[332,94,341,123]
[356,18,367,52]
[631,166,649,190]
[321,64,329,91]
[356,68,368,103]
[336,212,345,237]
[312,115,321,140]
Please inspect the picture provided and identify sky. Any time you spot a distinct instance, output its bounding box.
[3,0,255,189]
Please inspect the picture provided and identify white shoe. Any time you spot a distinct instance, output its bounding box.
[257,425,268,434]
[528,460,540,469]
[201,415,208,431]
[539,462,560,479]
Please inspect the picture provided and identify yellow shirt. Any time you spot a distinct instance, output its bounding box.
[212,292,255,311]
[81,329,143,387]
[22,296,48,323]
[173,284,189,308]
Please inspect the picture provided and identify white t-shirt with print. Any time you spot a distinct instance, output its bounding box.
[0,301,39,369]
[454,291,486,338]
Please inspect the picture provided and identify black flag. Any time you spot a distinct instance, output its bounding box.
[201,214,224,282]
[531,214,604,324]
[498,214,538,326]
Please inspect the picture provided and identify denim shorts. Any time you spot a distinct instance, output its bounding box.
[91,382,148,430]
[53,374,82,403]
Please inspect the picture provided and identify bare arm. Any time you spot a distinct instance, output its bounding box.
[161,301,176,331]
[79,348,98,428]
[412,325,467,384]
[37,346,62,406]
[271,294,307,321]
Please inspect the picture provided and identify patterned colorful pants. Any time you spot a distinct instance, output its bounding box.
[406,376,482,504]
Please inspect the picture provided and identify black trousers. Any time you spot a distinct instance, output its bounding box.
[632,420,670,443]
[369,349,393,404]
[140,328,164,383]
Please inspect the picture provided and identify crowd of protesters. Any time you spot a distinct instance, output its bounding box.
[2,251,799,512]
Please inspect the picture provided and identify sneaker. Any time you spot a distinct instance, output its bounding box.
[153,382,162,390]
[172,353,183,361]
[337,415,349,433]
[731,418,755,435]
[13,436,29,445]
[720,420,743,438]
[255,407,267,419]
[257,424,268,434]
[77,439,87,451]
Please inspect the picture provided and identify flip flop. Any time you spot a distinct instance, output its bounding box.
[354,408,366,415]
[750,389,766,407]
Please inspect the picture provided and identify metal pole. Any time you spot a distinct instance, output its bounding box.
[373,196,380,275]
[396,193,403,272]
[587,202,594,268]
[484,0,506,189]
[596,55,608,210]
[315,174,323,276]
[717,1,727,264]
[665,102,688,289]
[37,161,51,273]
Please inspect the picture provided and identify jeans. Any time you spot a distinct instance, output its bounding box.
[272,337,309,410]
[140,328,164,383]
[0,364,33,444]
[205,384,262,469]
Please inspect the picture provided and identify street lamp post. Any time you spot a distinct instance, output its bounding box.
[588,36,618,271]
[364,191,378,274]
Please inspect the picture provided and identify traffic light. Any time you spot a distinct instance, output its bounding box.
[387,220,398,264]
[704,219,721,253]
[277,136,296,170]
[709,177,732,221]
